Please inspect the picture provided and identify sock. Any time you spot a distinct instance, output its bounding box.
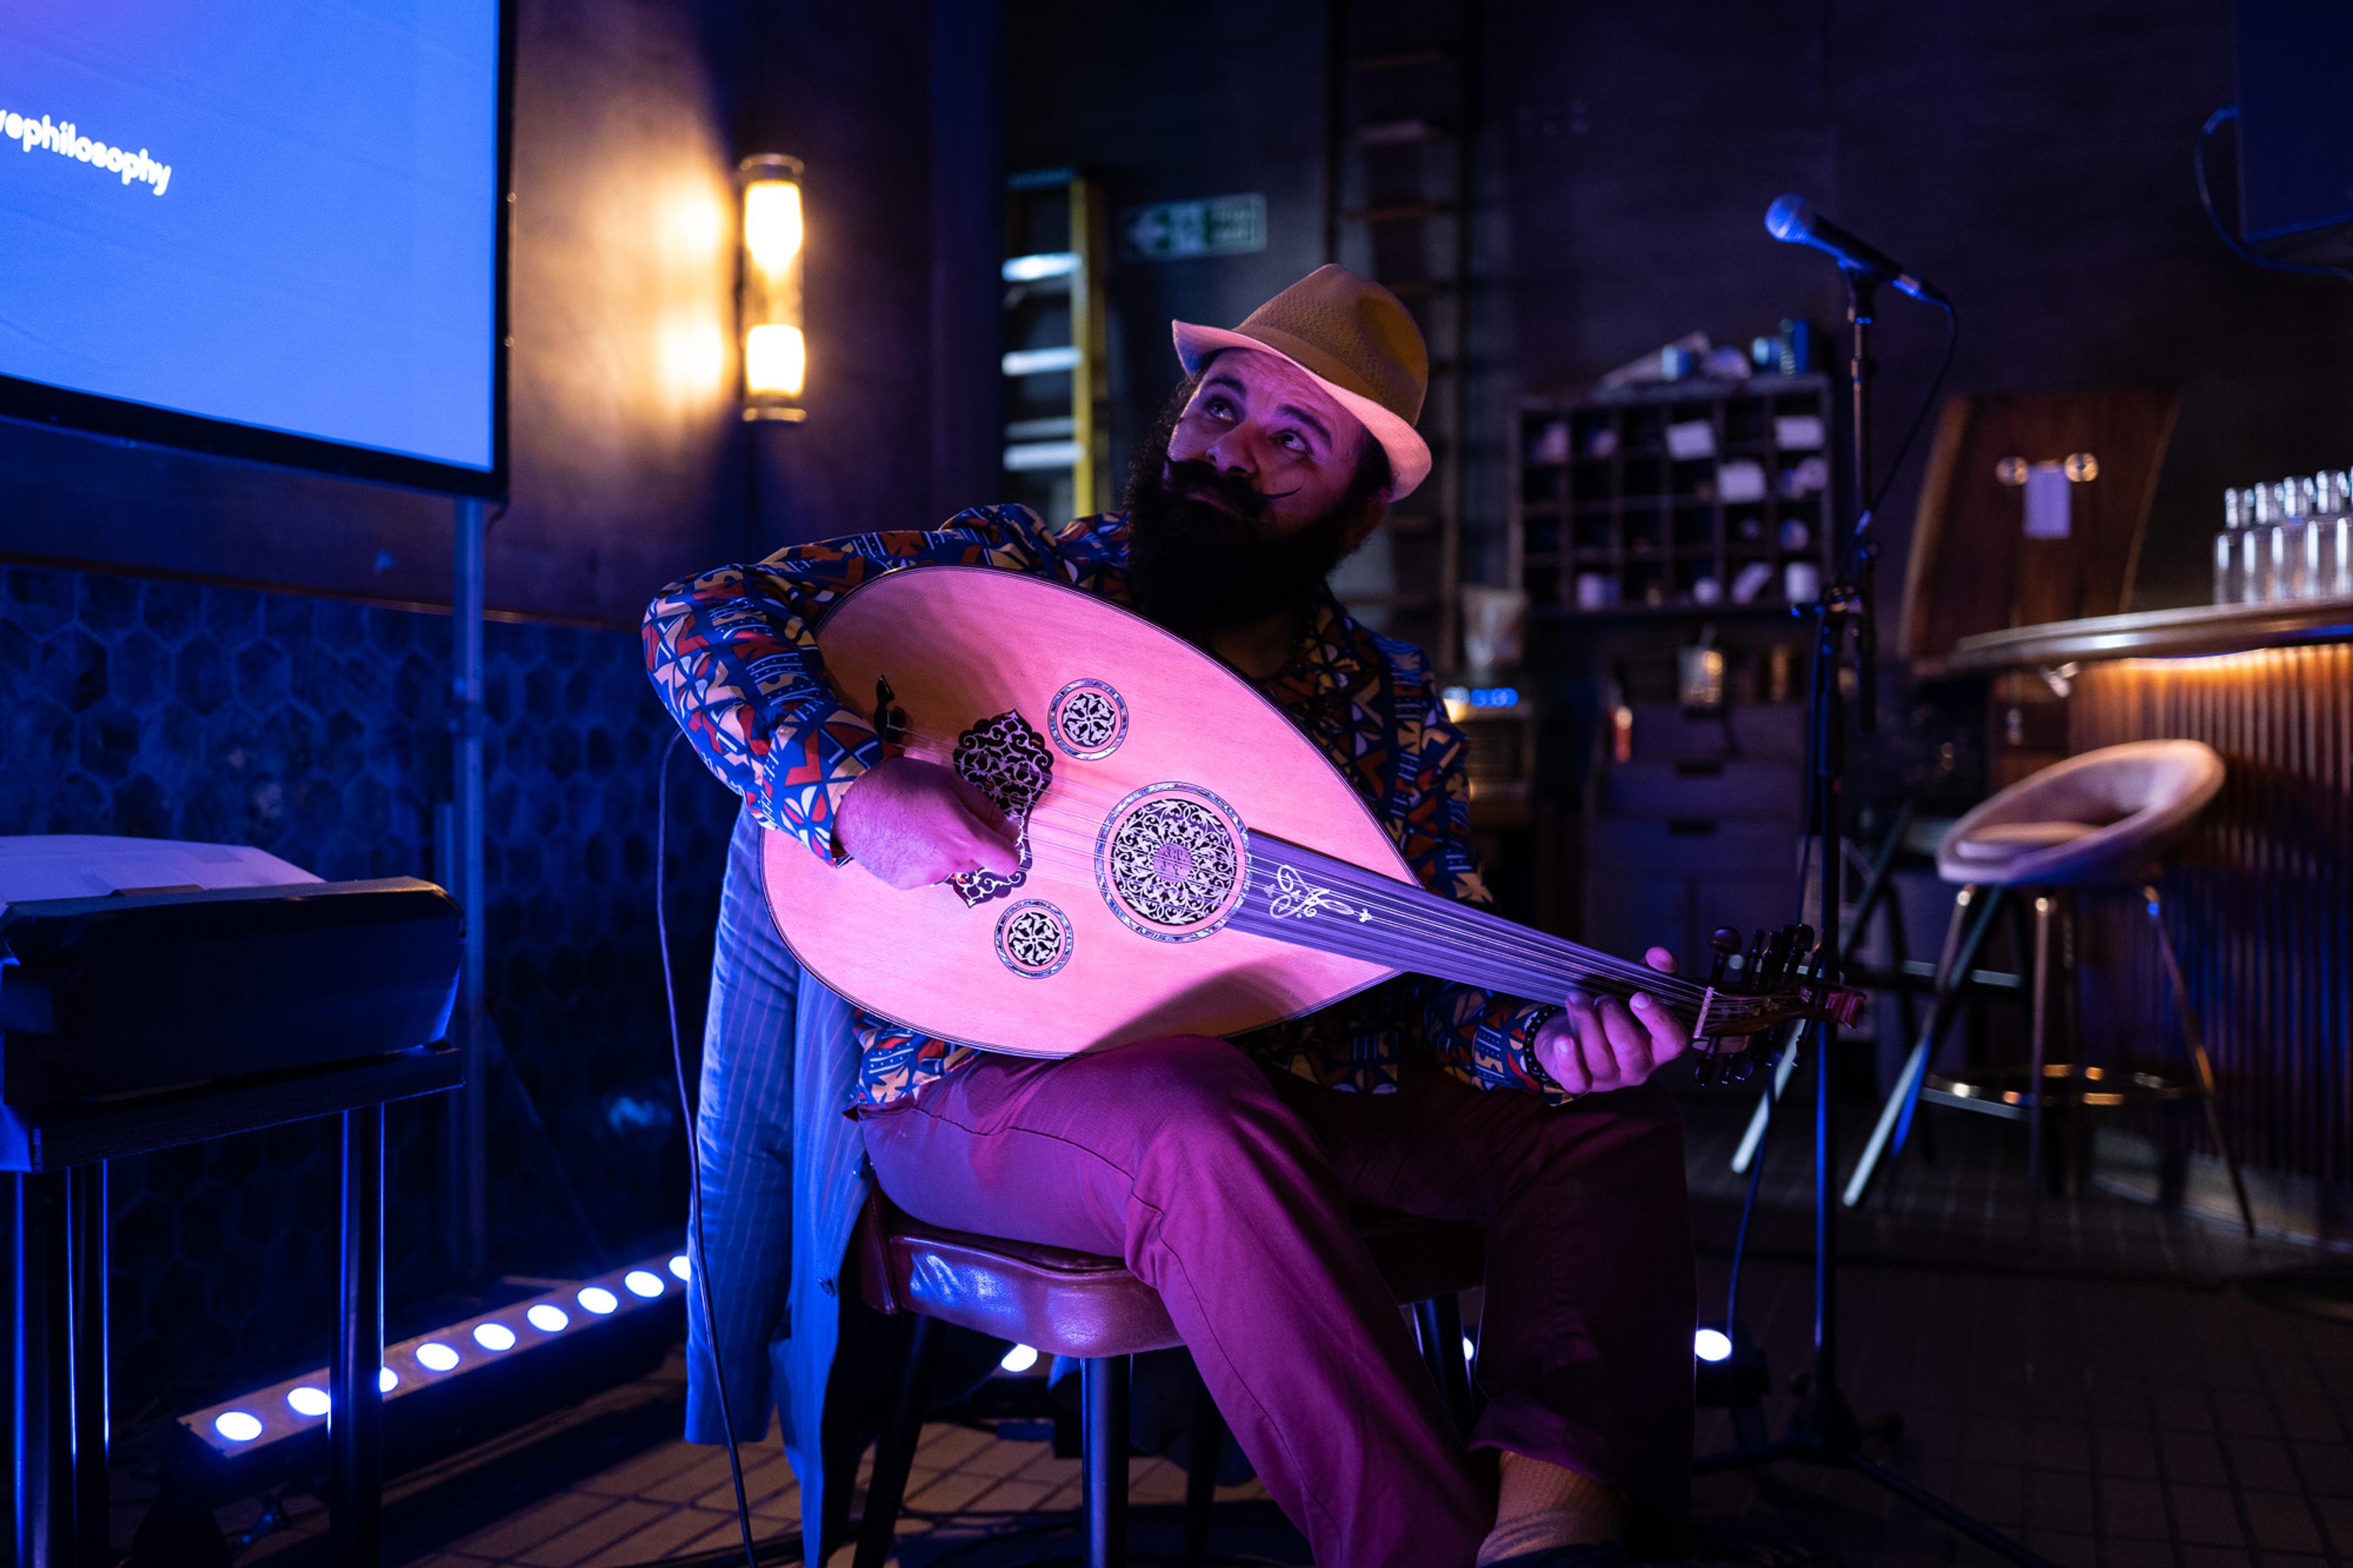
[1474,1452,1628,1566]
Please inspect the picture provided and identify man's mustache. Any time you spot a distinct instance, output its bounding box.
[1162,459,1295,522]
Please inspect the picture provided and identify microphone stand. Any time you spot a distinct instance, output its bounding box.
[1692,267,2054,1568]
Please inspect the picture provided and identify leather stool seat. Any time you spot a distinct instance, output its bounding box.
[1944,819,2104,866]
[1934,738,2223,887]
[857,1194,1485,1355]
[851,1191,1487,1568]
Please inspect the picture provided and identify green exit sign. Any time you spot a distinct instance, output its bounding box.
[1118,194,1267,262]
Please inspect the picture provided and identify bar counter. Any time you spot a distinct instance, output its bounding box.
[1934,596,2353,1199]
[1938,594,2353,675]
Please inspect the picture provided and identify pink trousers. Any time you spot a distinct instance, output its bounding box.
[858,1034,1694,1568]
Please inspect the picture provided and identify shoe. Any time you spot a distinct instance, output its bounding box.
[1480,1543,1640,1568]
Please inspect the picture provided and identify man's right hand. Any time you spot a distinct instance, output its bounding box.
[834,755,1023,890]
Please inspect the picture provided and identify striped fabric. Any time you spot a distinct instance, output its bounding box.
[681,803,800,1443]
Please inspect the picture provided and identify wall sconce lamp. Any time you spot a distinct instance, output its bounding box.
[737,153,806,422]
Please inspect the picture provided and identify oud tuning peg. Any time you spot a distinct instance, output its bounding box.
[1690,1036,1724,1086]
[1707,927,1743,988]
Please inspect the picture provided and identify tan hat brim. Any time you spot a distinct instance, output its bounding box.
[1170,321,1432,501]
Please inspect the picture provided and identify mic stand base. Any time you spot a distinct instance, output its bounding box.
[1697,1373,2056,1567]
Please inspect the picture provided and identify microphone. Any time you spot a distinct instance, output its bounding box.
[1764,194,1949,307]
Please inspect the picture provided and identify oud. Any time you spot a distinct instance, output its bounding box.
[762,567,1860,1071]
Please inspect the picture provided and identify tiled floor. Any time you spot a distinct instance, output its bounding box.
[195,1093,2353,1566]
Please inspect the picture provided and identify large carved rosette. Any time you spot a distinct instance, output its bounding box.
[1093,782,1248,942]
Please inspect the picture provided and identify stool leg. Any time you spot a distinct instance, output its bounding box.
[2026,895,2053,1246]
[15,1170,76,1568]
[1845,885,2003,1207]
[1083,1355,1131,1568]
[2060,900,2091,1199]
[1413,1295,1474,1436]
[854,1316,944,1568]
[2145,885,2256,1235]
[333,1106,385,1568]
[70,1161,108,1567]
[1181,1376,1221,1568]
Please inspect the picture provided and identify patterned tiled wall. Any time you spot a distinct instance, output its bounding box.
[0,563,735,1419]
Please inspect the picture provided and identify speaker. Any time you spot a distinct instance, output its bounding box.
[2235,0,2353,258]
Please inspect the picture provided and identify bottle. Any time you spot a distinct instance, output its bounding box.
[2281,475,2319,598]
[2215,488,2243,605]
[2245,483,2275,602]
[2324,471,2353,599]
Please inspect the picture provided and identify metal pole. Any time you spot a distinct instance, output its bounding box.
[1083,1355,1130,1568]
[332,1107,385,1567]
[1795,270,1875,1422]
[70,1162,108,1563]
[14,1171,75,1568]
[449,496,487,1276]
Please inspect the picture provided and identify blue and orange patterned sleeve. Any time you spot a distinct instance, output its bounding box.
[643,504,1091,862]
[1404,699,1564,1099]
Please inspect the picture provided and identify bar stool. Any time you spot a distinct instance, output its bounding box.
[850,1192,1484,1568]
[1843,740,2253,1233]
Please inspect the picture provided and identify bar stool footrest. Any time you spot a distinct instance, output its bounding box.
[1923,1061,2202,1118]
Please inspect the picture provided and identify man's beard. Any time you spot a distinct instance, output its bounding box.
[1123,437,1368,642]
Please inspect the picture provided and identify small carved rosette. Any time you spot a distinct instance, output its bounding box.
[948,710,1053,908]
[1047,678,1128,760]
[1094,782,1248,942]
[994,900,1074,979]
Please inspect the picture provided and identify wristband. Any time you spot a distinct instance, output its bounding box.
[1521,1004,1569,1096]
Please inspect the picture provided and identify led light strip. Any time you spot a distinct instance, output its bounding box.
[181,1249,693,1454]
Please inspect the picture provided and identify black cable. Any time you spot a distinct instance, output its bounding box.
[657,731,760,1568]
[1835,297,1958,585]
[1723,1019,1801,1333]
[2194,105,2353,285]
[1863,298,1956,522]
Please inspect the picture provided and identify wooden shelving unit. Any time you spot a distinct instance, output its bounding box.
[1510,374,1837,616]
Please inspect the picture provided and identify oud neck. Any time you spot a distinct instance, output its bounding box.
[1228,835,1707,1026]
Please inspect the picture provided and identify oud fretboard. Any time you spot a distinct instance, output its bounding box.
[1226,835,1715,1028]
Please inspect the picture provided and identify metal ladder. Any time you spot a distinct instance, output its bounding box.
[1323,0,1480,665]
[1001,169,1112,521]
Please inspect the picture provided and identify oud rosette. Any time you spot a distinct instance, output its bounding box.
[1093,782,1249,943]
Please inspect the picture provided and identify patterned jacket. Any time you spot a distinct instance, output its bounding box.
[643,505,1559,1110]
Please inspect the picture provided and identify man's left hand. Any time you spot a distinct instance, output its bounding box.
[1533,947,1692,1096]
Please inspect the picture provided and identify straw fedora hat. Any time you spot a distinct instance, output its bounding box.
[1171,265,1431,499]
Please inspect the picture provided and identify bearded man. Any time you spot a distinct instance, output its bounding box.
[645,265,1696,1568]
